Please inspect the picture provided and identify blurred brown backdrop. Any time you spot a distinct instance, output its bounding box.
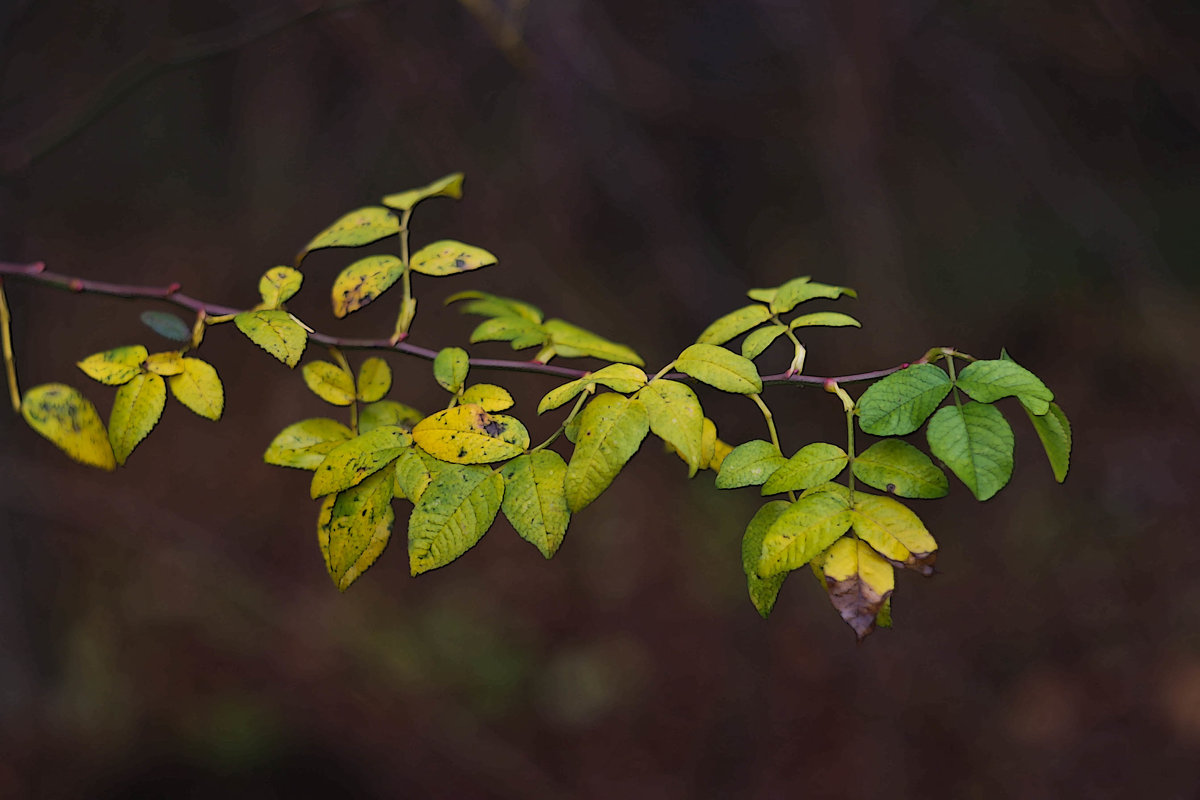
[2,1,1199,798]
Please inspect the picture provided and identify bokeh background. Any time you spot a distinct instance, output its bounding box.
[2,1,1199,797]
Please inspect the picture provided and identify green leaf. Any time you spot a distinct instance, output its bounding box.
[815,537,894,641]
[741,325,786,360]
[302,360,356,406]
[140,310,191,342]
[412,404,529,464]
[788,312,861,329]
[168,358,223,420]
[856,364,952,436]
[330,255,404,318]
[500,451,571,558]
[715,440,786,489]
[310,426,412,498]
[696,304,772,345]
[852,439,948,499]
[761,443,848,495]
[1026,401,1071,482]
[393,447,445,503]
[759,490,853,577]
[742,500,790,618]
[747,276,809,304]
[537,377,592,415]
[460,383,514,412]
[264,418,353,470]
[409,464,504,575]
[636,379,705,477]
[381,172,464,212]
[299,207,399,260]
[359,400,423,433]
[564,393,649,511]
[675,343,762,394]
[433,347,469,393]
[317,468,394,591]
[21,384,116,470]
[356,357,391,403]
[108,372,166,465]
[955,359,1054,416]
[446,290,542,323]
[77,345,147,385]
[537,364,648,415]
[144,351,185,376]
[926,401,1014,501]
[234,310,307,367]
[469,316,546,347]
[409,240,497,277]
[770,278,856,315]
[258,266,303,308]
[850,493,938,575]
[542,319,644,366]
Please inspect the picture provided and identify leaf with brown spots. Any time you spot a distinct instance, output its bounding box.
[814,537,894,640]
[309,426,412,498]
[409,240,497,276]
[411,404,529,464]
[22,384,116,470]
[76,345,147,386]
[318,468,394,591]
[331,255,404,318]
[297,207,400,262]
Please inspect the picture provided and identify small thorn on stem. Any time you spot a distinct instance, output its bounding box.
[32,262,46,274]
[900,362,910,369]
[166,282,181,294]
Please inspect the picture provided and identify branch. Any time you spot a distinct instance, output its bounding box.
[0,260,924,387]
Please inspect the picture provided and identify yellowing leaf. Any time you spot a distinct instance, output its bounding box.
[356,357,391,403]
[21,384,115,470]
[741,324,786,360]
[234,310,307,367]
[470,316,545,348]
[1027,401,1071,483]
[77,345,147,385]
[329,255,404,318]
[715,440,786,489]
[637,379,704,476]
[700,417,718,470]
[742,500,790,618]
[359,400,423,433]
[538,377,594,415]
[318,468,394,591]
[759,490,853,577]
[446,290,542,323]
[433,347,469,393]
[108,372,166,465]
[264,418,353,470]
[538,364,648,415]
[412,404,529,464]
[710,437,734,472]
[747,276,810,304]
[461,383,514,412]
[259,266,303,308]
[542,319,644,366]
[815,537,894,641]
[302,361,356,406]
[310,426,412,498]
[696,304,772,345]
[564,393,649,511]
[788,312,860,329]
[144,351,185,376]
[761,442,848,495]
[168,358,223,420]
[299,206,399,260]
[381,172,464,212]
[850,493,937,574]
[393,447,445,503]
[408,464,504,575]
[770,278,856,315]
[851,439,947,499]
[675,343,762,394]
[501,451,570,558]
[410,240,497,276]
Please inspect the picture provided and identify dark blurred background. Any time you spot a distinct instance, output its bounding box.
[2,1,1199,797]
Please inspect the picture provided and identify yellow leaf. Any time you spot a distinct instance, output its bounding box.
[298,206,399,260]
[742,500,790,617]
[500,451,570,558]
[76,345,147,385]
[381,172,464,212]
[393,447,445,504]
[168,358,223,420]
[318,469,394,591]
[302,360,355,406]
[21,384,115,470]
[234,310,307,367]
[675,343,762,394]
[409,240,497,276]
[412,404,529,464]
[259,266,303,308]
[310,426,412,498]
[710,438,734,472]
[356,357,392,403]
[758,490,853,577]
[331,255,404,318]
[850,493,937,575]
[264,418,353,470]
[816,538,894,640]
[408,464,504,575]
[359,400,423,433]
[564,394,649,511]
[144,351,185,376]
[542,319,644,366]
[108,372,166,465]
[700,417,717,470]
[461,383,514,412]
[636,379,704,476]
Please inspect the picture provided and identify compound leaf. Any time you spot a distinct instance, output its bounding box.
[1026,401,1072,483]
[77,345,147,385]
[108,372,166,465]
[302,361,356,406]
[742,500,790,618]
[747,276,809,304]
[264,418,353,470]
[815,537,894,641]
[564,393,649,511]
[412,404,529,464]
[461,383,514,412]
[234,310,307,367]
[770,278,856,315]
[696,304,772,345]
[851,439,948,499]
[543,319,644,366]
[448,290,543,323]
[637,379,704,476]
[715,440,786,489]
[500,451,570,558]
[310,425,412,498]
[409,464,504,575]
[299,207,399,260]
[359,400,423,433]
[761,442,848,495]
[259,266,303,308]
[433,347,469,393]
[21,384,115,470]
[139,310,191,343]
[317,468,394,592]
[759,490,853,577]
[410,240,497,276]
[856,364,951,436]
[675,343,762,394]
[926,401,1014,501]
[331,255,404,318]
[382,172,464,212]
[356,357,392,403]
[168,357,223,420]
[850,493,937,574]
[955,358,1054,416]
